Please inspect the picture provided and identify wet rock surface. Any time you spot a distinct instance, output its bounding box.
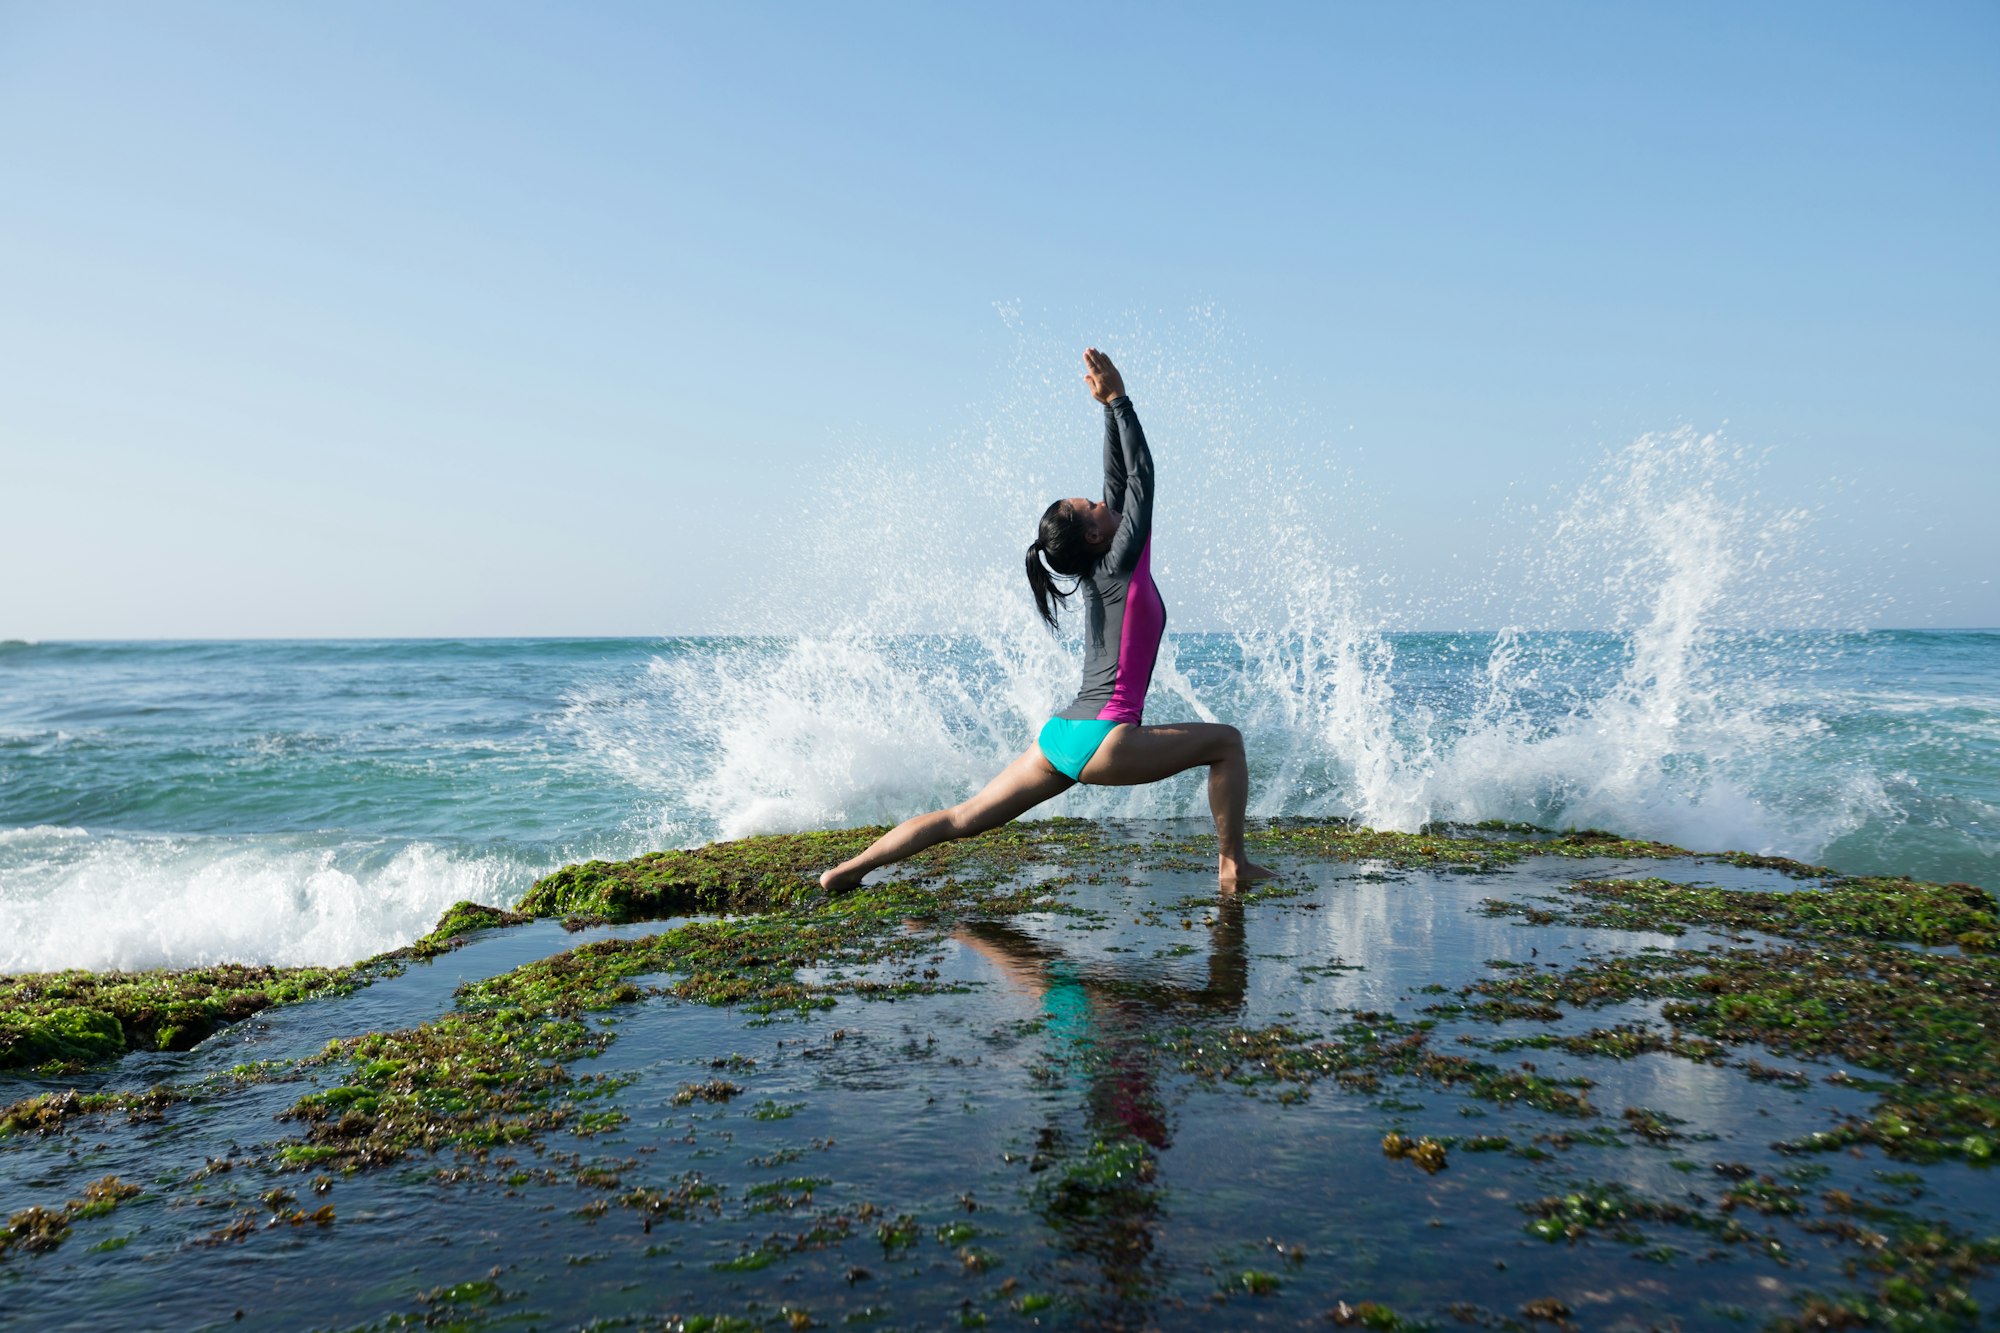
[1,818,1996,1330]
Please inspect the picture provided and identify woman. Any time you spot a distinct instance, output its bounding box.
[820,348,1273,892]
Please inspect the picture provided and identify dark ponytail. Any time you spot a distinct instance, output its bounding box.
[1025,499,1092,631]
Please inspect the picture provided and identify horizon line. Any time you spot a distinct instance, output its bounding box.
[7,626,1996,645]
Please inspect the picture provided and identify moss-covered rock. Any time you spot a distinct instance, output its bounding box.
[1248,818,1691,869]
[1467,929,2000,1160]
[0,1086,188,1139]
[517,828,883,920]
[514,818,1116,922]
[1485,873,2000,948]
[408,901,533,958]
[6,815,2000,1324]
[1473,868,2000,1161]
[2,1006,125,1067]
[0,898,539,1075]
[0,964,356,1073]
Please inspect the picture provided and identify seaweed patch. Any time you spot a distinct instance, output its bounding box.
[4,819,1999,1328]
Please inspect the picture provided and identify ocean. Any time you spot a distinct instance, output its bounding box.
[1,626,1993,973]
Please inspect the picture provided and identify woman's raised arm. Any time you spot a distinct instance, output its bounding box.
[1100,396,1154,576]
[1082,347,1153,575]
[1087,347,1131,512]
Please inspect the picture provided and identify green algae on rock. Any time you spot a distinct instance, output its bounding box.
[1247,819,1692,870]
[279,1008,623,1171]
[1513,1173,2000,1329]
[0,1175,141,1260]
[274,892,976,1173]
[408,901,534,957]
[8,817,2000,1328]
[0,898,543,1077]
[1484,873,1999,948]
[4,868,998,1158]
[515,829,875,920]
[0,963,358,1072]
[1159,1015,1597,1118]
[1469,892,2000,1161]
[515,818,1123,922]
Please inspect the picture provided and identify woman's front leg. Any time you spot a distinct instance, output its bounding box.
[820,746,1075,892]
[1079,723,1275,887]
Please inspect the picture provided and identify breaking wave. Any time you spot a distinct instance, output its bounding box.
[563,322,1894,869]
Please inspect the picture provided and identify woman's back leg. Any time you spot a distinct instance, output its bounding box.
[1079,723,1274,887]
[820,746,1076,892]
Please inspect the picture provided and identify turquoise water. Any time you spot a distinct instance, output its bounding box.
[1,631,1993,972]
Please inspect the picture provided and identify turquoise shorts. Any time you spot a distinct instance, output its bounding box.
[1037,716,1119,781]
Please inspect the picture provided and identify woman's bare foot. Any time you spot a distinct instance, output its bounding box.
[820,864,864,893]
[1219,857,1276,889]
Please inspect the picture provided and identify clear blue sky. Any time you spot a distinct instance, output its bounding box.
[2,1,1994,637]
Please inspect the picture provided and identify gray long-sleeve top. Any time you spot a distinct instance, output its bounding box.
[1054,395,1166,724]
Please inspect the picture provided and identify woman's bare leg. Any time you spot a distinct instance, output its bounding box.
[820,746,1076,892]
[1079,723,1275,887]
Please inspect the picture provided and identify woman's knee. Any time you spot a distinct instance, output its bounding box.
[945,802,994,838]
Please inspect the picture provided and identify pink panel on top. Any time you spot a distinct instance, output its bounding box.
[1097,539,1165,725]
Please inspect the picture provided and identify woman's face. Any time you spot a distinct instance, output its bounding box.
[1066,497,1120,549]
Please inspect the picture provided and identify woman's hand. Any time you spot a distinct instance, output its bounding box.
[1083,347,1125,404]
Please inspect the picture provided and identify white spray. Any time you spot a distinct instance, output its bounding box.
[568,322,1871,861]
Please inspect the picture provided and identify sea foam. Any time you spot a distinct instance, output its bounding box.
[564,325,1880,866]
[0,826,529,973]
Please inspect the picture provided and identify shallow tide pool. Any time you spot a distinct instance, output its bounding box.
[2,823,1995,1331]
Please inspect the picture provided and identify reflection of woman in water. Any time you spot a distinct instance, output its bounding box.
[822,349,1274,894]
[955,899,1247,1307]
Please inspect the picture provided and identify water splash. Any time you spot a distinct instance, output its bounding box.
[571,324,1880,864]
[1223,430,1850,851]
